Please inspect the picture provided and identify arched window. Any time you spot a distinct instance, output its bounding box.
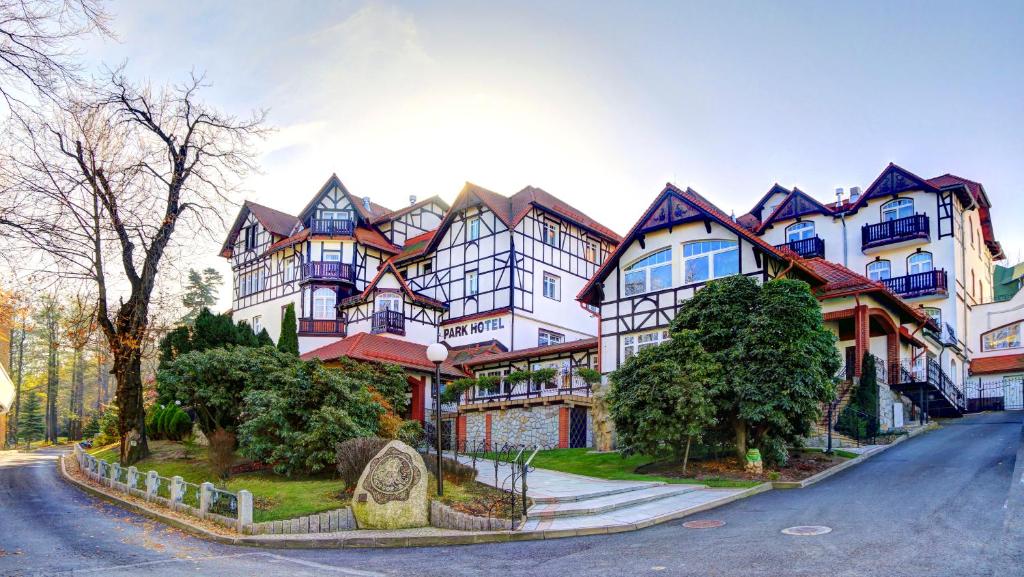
[881,198,914,221]
[376,293,401,312]
[785,221,815,242]
[866,260,891,281]
[624,248,672,296]
[312,288,336,319]
[684,240,738,283]
[907,252,933,274]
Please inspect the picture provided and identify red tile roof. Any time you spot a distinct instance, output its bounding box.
[801,258,934,328]
[267,228,310,253]
[396,229,437,261]
[927,174,1003,259]
[301,332,467,378]
[245,201,301,237]
[350,259,446,310]
[970,353,1024,376]
[459,337,598,368]
[354,226,400,253]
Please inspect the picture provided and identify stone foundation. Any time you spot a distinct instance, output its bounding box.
[464,405,572,448]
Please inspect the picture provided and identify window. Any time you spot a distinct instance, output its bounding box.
[467,217,480,241]
[907,252,933,274]
[283,256,297,282]
[683,240,738,283]
[322,249,342,262]
[239,269,265,296]
[922,307,942,327]
[541,221,559,247]
[624,248,672,296]
[971,270,976,298]
[538,329,564,347]
[320,209,351,221]
[243,226,258,251]
[376,293,401,312]
[968,216,975,246]
[881,198,914,221]
[476,369,506,397]
[422,262,433,276]
[251,316,262,334]
[866,260,891,281]
[543,272,560,300]
[465,270,478,296]
[785,221,815,242]
[584,241,602,264]
[623,329,670,359]
[312,288,337,320]
[982,322,1022,351]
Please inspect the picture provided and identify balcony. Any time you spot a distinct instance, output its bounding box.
[301,261,355,284]
[298,318,346,336]
[371,310,405,335]
[775,236,825,259]
[459,373,594,411]
[892,358,965,418]
[309,218,354,236]
[861,214,929,251]
[880,269,947,299]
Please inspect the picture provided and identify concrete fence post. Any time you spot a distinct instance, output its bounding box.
[199,482,214,518]
[111,463,122,489]
[127,466,138,491]
[238,490,253,534]
[145,471,158,501]
[170,476,184,509]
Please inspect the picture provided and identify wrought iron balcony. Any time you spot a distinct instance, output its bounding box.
[861,214,930,250]
[298,318,346,336]
[774,236,825,259]
[880,269,947,299]
[301,261,355,284]
[309,218,354,236]
[371,310,405,335]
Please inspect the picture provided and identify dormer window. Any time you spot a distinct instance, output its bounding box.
[881,198,914,221]
[243,226,258,251]
[541,221,559,247]
[624,248,672,296]
[785,221,815,242]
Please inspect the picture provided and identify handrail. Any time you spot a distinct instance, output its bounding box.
[371,309,405,335]
[774,236,825,258]
[301,261,355,282]
[309,218,354,236]
[862,213,930,248]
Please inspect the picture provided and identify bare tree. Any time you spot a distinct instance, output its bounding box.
[63,293,94,440]
[0,71,265,463]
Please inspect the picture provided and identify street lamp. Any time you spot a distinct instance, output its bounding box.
[426,342,448,497]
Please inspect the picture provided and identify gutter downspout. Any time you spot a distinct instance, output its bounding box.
[838,208,849,268]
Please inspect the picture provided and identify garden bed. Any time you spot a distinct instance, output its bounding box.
[638,448,855,483]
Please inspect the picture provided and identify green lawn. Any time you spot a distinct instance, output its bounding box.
[477,448,760,489]
[87,441,348,522]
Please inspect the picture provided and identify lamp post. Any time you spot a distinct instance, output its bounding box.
[426,342,448,497]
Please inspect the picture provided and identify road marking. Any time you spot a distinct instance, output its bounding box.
[60,552,385,576]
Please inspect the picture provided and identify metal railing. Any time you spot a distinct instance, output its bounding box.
[881,269,948,298]
[309,218,354,236]
[461,374,593,406]
[774,236,825,259]
[301,261,355,283]
[897,358,966,413]
[371,310,405,335]
[862,214,930,249]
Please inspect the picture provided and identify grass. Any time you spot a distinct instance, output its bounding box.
[474,448,760,488]
[87,440,347,522]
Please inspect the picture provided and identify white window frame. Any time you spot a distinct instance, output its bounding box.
[866,260,891,281]
[541,221,559,247]
[538,329,564,347]
[252,316,262,334]
[320,209,351,221]
[584,240,601,264]
[881,198,914,221]
[543,272,560,301]
[785,221,815,242]
[465,270,479,296]
[922,307,942,328]
[312,287,337,320]
[683,240,739,284]
[376,293,402,312]
[283,256,297,282]
[623,329,671,359]
[624,248,672,297]
[907,252,933,275]
[476,368,507,397]
[982,322,1022,352]
[322,249,342,262]
[467,217,481,241]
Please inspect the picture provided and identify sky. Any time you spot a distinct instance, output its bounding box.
[80,0,1024,306]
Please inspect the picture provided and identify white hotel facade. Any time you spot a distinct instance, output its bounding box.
[223,163,1014,449]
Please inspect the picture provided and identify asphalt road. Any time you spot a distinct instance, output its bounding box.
[2,410,1022,577]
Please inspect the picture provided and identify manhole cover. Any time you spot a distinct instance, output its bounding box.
[683,519,725,529]
[781,525,832,536]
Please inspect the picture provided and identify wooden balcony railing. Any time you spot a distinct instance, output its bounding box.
[862,214,929,250]
[298,318,346,336]
[301,261,355,283]
[309,218,354,236]
[460,375,594,406]
[880,269,947,298]
[371,310,405,335]
[775,236,825,259]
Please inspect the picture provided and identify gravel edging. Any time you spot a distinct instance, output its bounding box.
[58,452,771,548]
[773,421,939,489]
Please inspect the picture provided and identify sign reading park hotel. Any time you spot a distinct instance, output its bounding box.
[441,317,506,340]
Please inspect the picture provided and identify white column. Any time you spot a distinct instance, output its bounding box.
[145,471,158,500]
[170,475,184,508]
[200,482,214,518]
[237,490,253,534]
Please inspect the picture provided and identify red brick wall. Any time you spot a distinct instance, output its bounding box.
[558,407,570,449]
[484,413,492,450]
[456,415,467,452]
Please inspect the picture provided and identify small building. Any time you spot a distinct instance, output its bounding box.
[967,282,1024,410]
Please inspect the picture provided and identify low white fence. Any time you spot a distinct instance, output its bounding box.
[72,444,253,533]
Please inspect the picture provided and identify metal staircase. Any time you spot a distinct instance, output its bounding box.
[890,359,965,419]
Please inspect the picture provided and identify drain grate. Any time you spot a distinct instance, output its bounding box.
[682,519,725,529]
[781,525,832,536]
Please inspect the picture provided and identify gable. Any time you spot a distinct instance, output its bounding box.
[759,189,831,230]
[857,163,939,207]
[637,191,705,233]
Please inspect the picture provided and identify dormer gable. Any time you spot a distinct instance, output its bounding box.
[757,188,833,231]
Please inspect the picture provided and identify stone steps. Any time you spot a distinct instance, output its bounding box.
[527,484,702,519]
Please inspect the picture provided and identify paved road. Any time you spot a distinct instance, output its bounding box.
[2,411,1022,577]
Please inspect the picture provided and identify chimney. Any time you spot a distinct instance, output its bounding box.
[362,197,371,211]
[835,187,845,205]
[849,186,862,203]
[409,195,417,206]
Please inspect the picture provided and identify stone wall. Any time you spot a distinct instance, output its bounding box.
[492,406,560,447]
[430,500,513,531]
[249,507,355,535]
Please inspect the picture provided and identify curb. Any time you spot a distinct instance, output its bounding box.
[773,421,938,489]
[57,453,770,548]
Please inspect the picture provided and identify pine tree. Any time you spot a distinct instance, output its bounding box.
[277,303,299,355]
[256,328,274,347]
[18,393,45,449]
[181,268,224,325]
